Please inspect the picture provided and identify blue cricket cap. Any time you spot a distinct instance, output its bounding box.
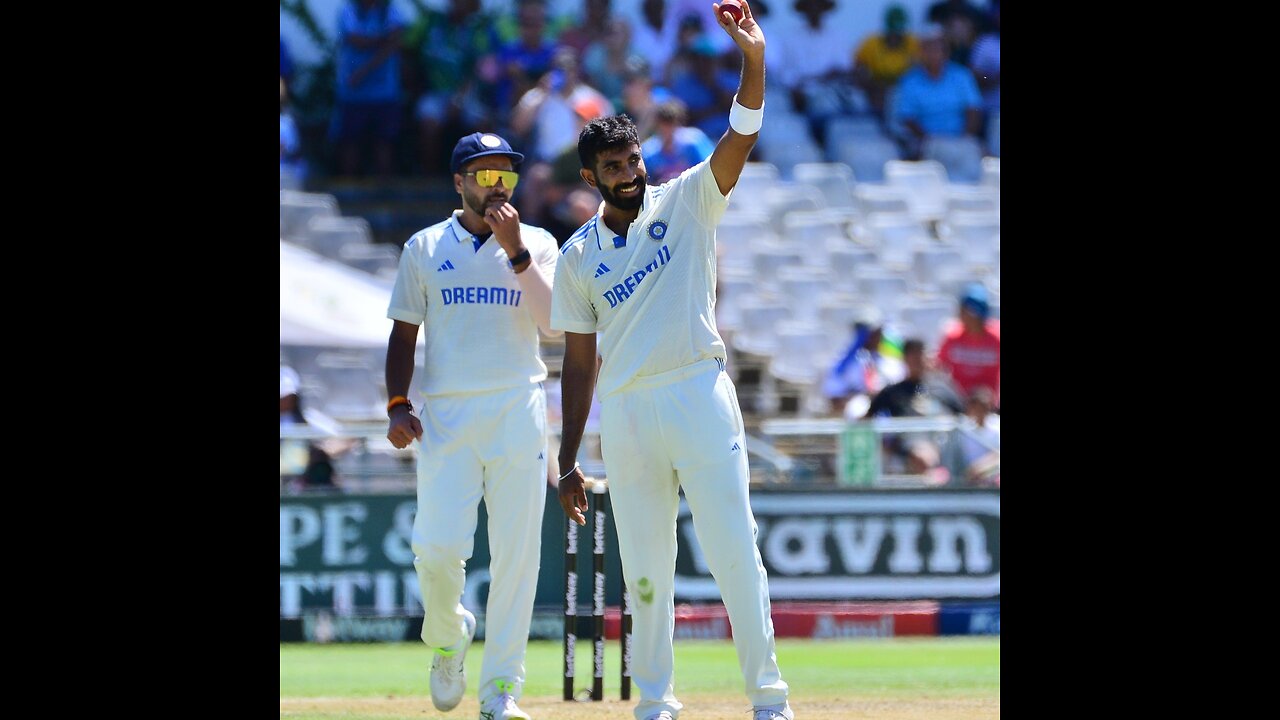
[959,283,990,319]
[450,132,524,175]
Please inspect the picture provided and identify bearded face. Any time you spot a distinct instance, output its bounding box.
[590,145,647,211]
[457,160,517,216]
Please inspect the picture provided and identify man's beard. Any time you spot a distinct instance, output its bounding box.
[464,189,509,216]
[599,175,646,210]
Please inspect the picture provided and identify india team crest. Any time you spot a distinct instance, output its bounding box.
[647,220,668,241]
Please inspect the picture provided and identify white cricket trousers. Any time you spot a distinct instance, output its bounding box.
[412,382,548,705]
[600,358,789,720]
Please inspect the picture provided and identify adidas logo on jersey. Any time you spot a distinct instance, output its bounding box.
[730,442,741,454]
[594,262,611,278]
[437,260,456,272]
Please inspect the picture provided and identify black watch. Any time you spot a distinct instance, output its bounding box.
[508,248,532,268]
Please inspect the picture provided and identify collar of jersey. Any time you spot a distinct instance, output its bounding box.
[593,185,654,251]
[448,211,491,252]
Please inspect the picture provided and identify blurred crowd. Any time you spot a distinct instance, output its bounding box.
[281,0,1001,231]
[280,0,1001,490]
[821,281,998,488]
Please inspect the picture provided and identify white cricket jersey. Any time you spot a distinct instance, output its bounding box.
[551,160,731,399]
[388,211,559,396]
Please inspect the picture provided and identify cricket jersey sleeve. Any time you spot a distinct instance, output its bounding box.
[387,233,427,325]
[680,159,732,230]
[550,244,597,334]
[531,227,559,282]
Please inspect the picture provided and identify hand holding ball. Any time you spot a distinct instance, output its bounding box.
[717,0,744,25]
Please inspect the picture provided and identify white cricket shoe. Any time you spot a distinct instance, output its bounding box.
[644,713,675,720]
[753,704,795,720]
[478,689,531,720]
[430,609,477,711]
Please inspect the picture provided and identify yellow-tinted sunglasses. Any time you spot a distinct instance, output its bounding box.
[464,169,519,189]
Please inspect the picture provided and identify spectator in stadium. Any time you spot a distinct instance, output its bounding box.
[620,57,673,140]
[280,365,340,492]
[281,78,307,186]
[822,310,906,418]
[864,338,963,419]
[581,15,642,111]
[641,99,715,184]
[890,24,981,160]
[926,0,986,66]
[666,34,738,141]
[280,36,295,86]
[863,338,964,481]
[942,385,1000,487]
[926,0,990,37]
[510,48,614,164]
[771,0,866,147]
[968,0,999,132]
[629,0,679,84]
[936,282,1000,408]
[330,0,408,178]
[557,0,616,60]
[666,0,735,57]
[509,50,613,231]
[404,0,502,175]
[495,0,560,113]
[852,3,920,121]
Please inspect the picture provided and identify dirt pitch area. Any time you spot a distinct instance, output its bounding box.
[281,693,999,719]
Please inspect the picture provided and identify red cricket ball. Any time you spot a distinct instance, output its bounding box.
[718,0,744,24]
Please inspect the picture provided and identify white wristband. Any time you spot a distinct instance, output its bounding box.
[728,95,764,135]
[557,462,580,482]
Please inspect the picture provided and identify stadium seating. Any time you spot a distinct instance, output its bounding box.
[280,191,338,240]
[981,157,1000,190]
[937,210,1000,273]
[792,162,857,209]
[945,185,1000,215]
[988,110,1000,158]
[852,268,910,320]
[923,136,985,184]
[863,212,932,271]
[301,216,374,261]
[829,135,901,183]
[899,299,956,350]
[912,246,969,294]
[853,184,912,215]
[777,266,831,324]
[730,162,780,211]
[824,115,888,141]
[884,160,949,221]
[312,348,386,421]
[339,242,401,279]
[763,184,826,236]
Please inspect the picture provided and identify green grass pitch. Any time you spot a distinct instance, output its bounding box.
[281,637,1000,719]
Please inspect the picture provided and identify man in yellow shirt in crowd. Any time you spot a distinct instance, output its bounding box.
[853,4,920,120]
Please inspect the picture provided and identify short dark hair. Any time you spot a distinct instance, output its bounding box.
[655,99,688,125]
[578,114,641,170]
[903,339,925,357]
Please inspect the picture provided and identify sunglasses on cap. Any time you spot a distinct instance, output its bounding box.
[464,169,520,188]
